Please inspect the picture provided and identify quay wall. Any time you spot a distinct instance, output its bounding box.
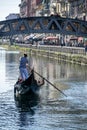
[13,44,85,55]
[30,45,85,55]
[22,45,87,65]
[1,44,87,65]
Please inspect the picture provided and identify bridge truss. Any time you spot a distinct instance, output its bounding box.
[0,16,87,37]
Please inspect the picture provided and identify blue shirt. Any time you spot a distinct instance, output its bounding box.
[19,57,28,68]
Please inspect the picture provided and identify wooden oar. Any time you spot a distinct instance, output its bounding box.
[33,70,67,97]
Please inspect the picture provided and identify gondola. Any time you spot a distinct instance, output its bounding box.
[14,70,44,98]
[15,88,41,112]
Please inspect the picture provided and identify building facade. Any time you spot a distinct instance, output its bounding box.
[19,0,87,21]
[19,0,43,17]
[68,0,87,20]
[19,0,31,17]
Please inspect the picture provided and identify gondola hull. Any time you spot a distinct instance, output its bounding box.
[14,72,40,98]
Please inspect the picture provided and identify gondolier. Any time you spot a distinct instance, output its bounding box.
[19,53,29,81]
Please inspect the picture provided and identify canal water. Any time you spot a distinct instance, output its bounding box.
[0,47,87,130]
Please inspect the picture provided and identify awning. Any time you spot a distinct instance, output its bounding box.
[24,34,35,40]
[78,37,83,41]
[33,34,45,41]
[44,36,58,40]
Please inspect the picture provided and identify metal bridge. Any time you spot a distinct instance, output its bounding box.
[0,16,87,37]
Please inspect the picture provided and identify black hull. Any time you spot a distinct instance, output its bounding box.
[14,90,41,115]
[14,71,40,98]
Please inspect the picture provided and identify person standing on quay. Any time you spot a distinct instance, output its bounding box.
[85,43,87,55]
[19,53,29,81]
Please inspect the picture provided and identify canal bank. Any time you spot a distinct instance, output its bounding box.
[1,44,87,65]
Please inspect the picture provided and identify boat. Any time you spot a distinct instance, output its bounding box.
[15,89,41,113]
[14,70,44,98]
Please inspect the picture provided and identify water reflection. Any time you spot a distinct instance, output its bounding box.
[18,110,35,128]
[14,93,42,129]
[0,49,6,92]
[0,48,87,130]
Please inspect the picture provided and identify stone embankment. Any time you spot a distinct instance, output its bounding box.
[1,44,87,65]
[30,45,87,65]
